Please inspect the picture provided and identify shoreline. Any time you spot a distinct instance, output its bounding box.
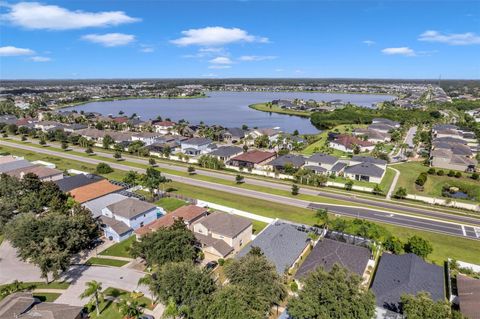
[55,94,208,110]
[248,103,312,117]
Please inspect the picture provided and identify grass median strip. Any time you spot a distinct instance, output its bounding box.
[85,257,130,267]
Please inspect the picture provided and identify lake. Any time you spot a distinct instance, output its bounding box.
[66,91,395,134]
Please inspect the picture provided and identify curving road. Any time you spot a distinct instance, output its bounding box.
[2,140,480,241]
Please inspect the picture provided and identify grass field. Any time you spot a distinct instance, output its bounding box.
[86,257,130,267]
[33,292,61,302]
[89,287,154,319]
[394,162,480,202]
[301,124,367,156]
[155,197,188,212]
[99,236,135,258]
[248,103,312,117]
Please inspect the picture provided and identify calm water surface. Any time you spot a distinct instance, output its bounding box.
[67,91,395,134]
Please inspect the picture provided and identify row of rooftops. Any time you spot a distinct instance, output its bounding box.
[0,155,63,180]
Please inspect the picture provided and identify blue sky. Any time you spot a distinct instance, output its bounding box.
[1,1,479,79]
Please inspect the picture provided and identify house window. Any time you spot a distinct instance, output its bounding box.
[143,214,146,217]
[240,239,243,246]
[140,222,144,227]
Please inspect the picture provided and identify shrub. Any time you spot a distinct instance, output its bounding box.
[96,163,113,174]
[455,172,462,178]
[415,172,428,186]
[427,168,436,175]
[448,170,455,177]
[472,172,479,180]
[345,180,353,191]
[290,281,298,292]
[218,258,225,266]
[437,170,445,176]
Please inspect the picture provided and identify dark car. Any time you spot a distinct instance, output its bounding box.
[204,261,218,271]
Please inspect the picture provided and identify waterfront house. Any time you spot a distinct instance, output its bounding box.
[304,153,339,174]
[329,134,375,153]
[152,120,176,135]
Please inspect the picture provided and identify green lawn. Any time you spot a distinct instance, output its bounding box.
[248,103,312,117]
[155,197,188,212]
[394,161,480,202]
[85,257,129,267]
[33,292,61,302]
[99,236,136,258]
[379,167,397,194]
[89,287,154,319]
[250,220,268,235]
[0,281,69,301]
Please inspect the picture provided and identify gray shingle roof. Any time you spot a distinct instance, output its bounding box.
[345,162,385,178]
[197,212,251,238]
[269,154,305,168]
[371,253,445,313]
[100,216,132,235]
[308,153,338,165]
[182,137,212,146]
[331,162,347,172]
[295,238,370,279]
[209,146,243,158]
[237,221,311,274]
[83,193,129,218]
[226,127,245,139]
[54,174,104,192]
[195,233,234,257]
[106,198,157,219]
[0,160,35,173]
[351,156,388,166]
[303,165,328,173]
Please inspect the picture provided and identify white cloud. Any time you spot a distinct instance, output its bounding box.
[239,55,276,61]
[363,40,375,46]
[418,30,480,45]
[171,26,268,46]
[381,47,416,56]
[81,33,135,47]
[209,56,233,64]
[29,56,51,62]
[208,65,231,69]
[2,2,139,30]
[274,68,284,72]
[0,46,35,56]
[140,47,154,53]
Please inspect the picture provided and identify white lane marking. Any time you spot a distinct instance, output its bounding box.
[474,227,480,238]
[461,225,467,236]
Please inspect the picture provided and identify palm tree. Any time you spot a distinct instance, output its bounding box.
[117,297,144,319]
[80,280,104,316]
[162,297,180,319]
[315,208,329,227]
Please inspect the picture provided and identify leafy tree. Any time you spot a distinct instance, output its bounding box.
[383,236,403,254]
[291,184,299,195]
[315,208,329,226]
[80,280,104,316]
[254,135,270,148]
[401,292,463,319]
[142,261,215,316]
[472,172,479,180]
[345,180,354,191]
[61,141,68,150]
[96,162,113,174]
[224,251,286,315]
[102,134,114,149]
[394,187,408,199]
[404,235,433,259]
[235,174,244,184]
[85,146,94,154]
[373,184,383,195]
[187,166,196,175]
[197,155,225,170]
[288,265,375,319]
[194,285,264,319]
[123,170,139,186]
[142,167,170,199]
[117,296,144,319]
[149,158,156,166]
[114,151,122,160]
[130,220,197,267]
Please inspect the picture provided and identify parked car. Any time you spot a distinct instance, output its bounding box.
[139,315,154,319]
[204,261,218,271]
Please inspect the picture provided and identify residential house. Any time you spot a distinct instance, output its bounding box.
[34,121,64,132]
[329,134,375,153]
[368,123,396,134]
[131,132,164,146]
[0,115,18,125]
[208,146,243,162]
[237,221,311,274]
[152,120,176,134]
[344,156,387,183]
[304,153,339,175]
[0,155,21,165]
[266,154,305,172]
[372,118,400,128]
[456,275,480,319]
[0,292,84,319]
[193,212,252,260]
[54,174,104,193]
[371,253,445,315]
[247,128,282,145]
[135,205,208,237]
[82,193,129,218]
[68,179,123,203]
[352,128,391,144]
[100,197,162,242]
[180,137,216,156]
[0,159,35,173]
[223,127,245,143]
[295,238,371,280]
[63,123,88,133]
[6,165,64,182]
[227,150,276,169]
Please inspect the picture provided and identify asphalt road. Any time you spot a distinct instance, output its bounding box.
[2,140,480,240]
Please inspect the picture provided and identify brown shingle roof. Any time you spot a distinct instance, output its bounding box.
[106,198,157,219]
[333,135,374,148]
[230,150,276,164]
[197,212,251,238]
[135,205,207,236]
[69,179,123,203]
[6,165,63,180]
[457,275,480,319]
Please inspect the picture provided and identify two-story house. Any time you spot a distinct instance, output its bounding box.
[180,137,216,156]
[193,212,252,260]
[100,198,163,242]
